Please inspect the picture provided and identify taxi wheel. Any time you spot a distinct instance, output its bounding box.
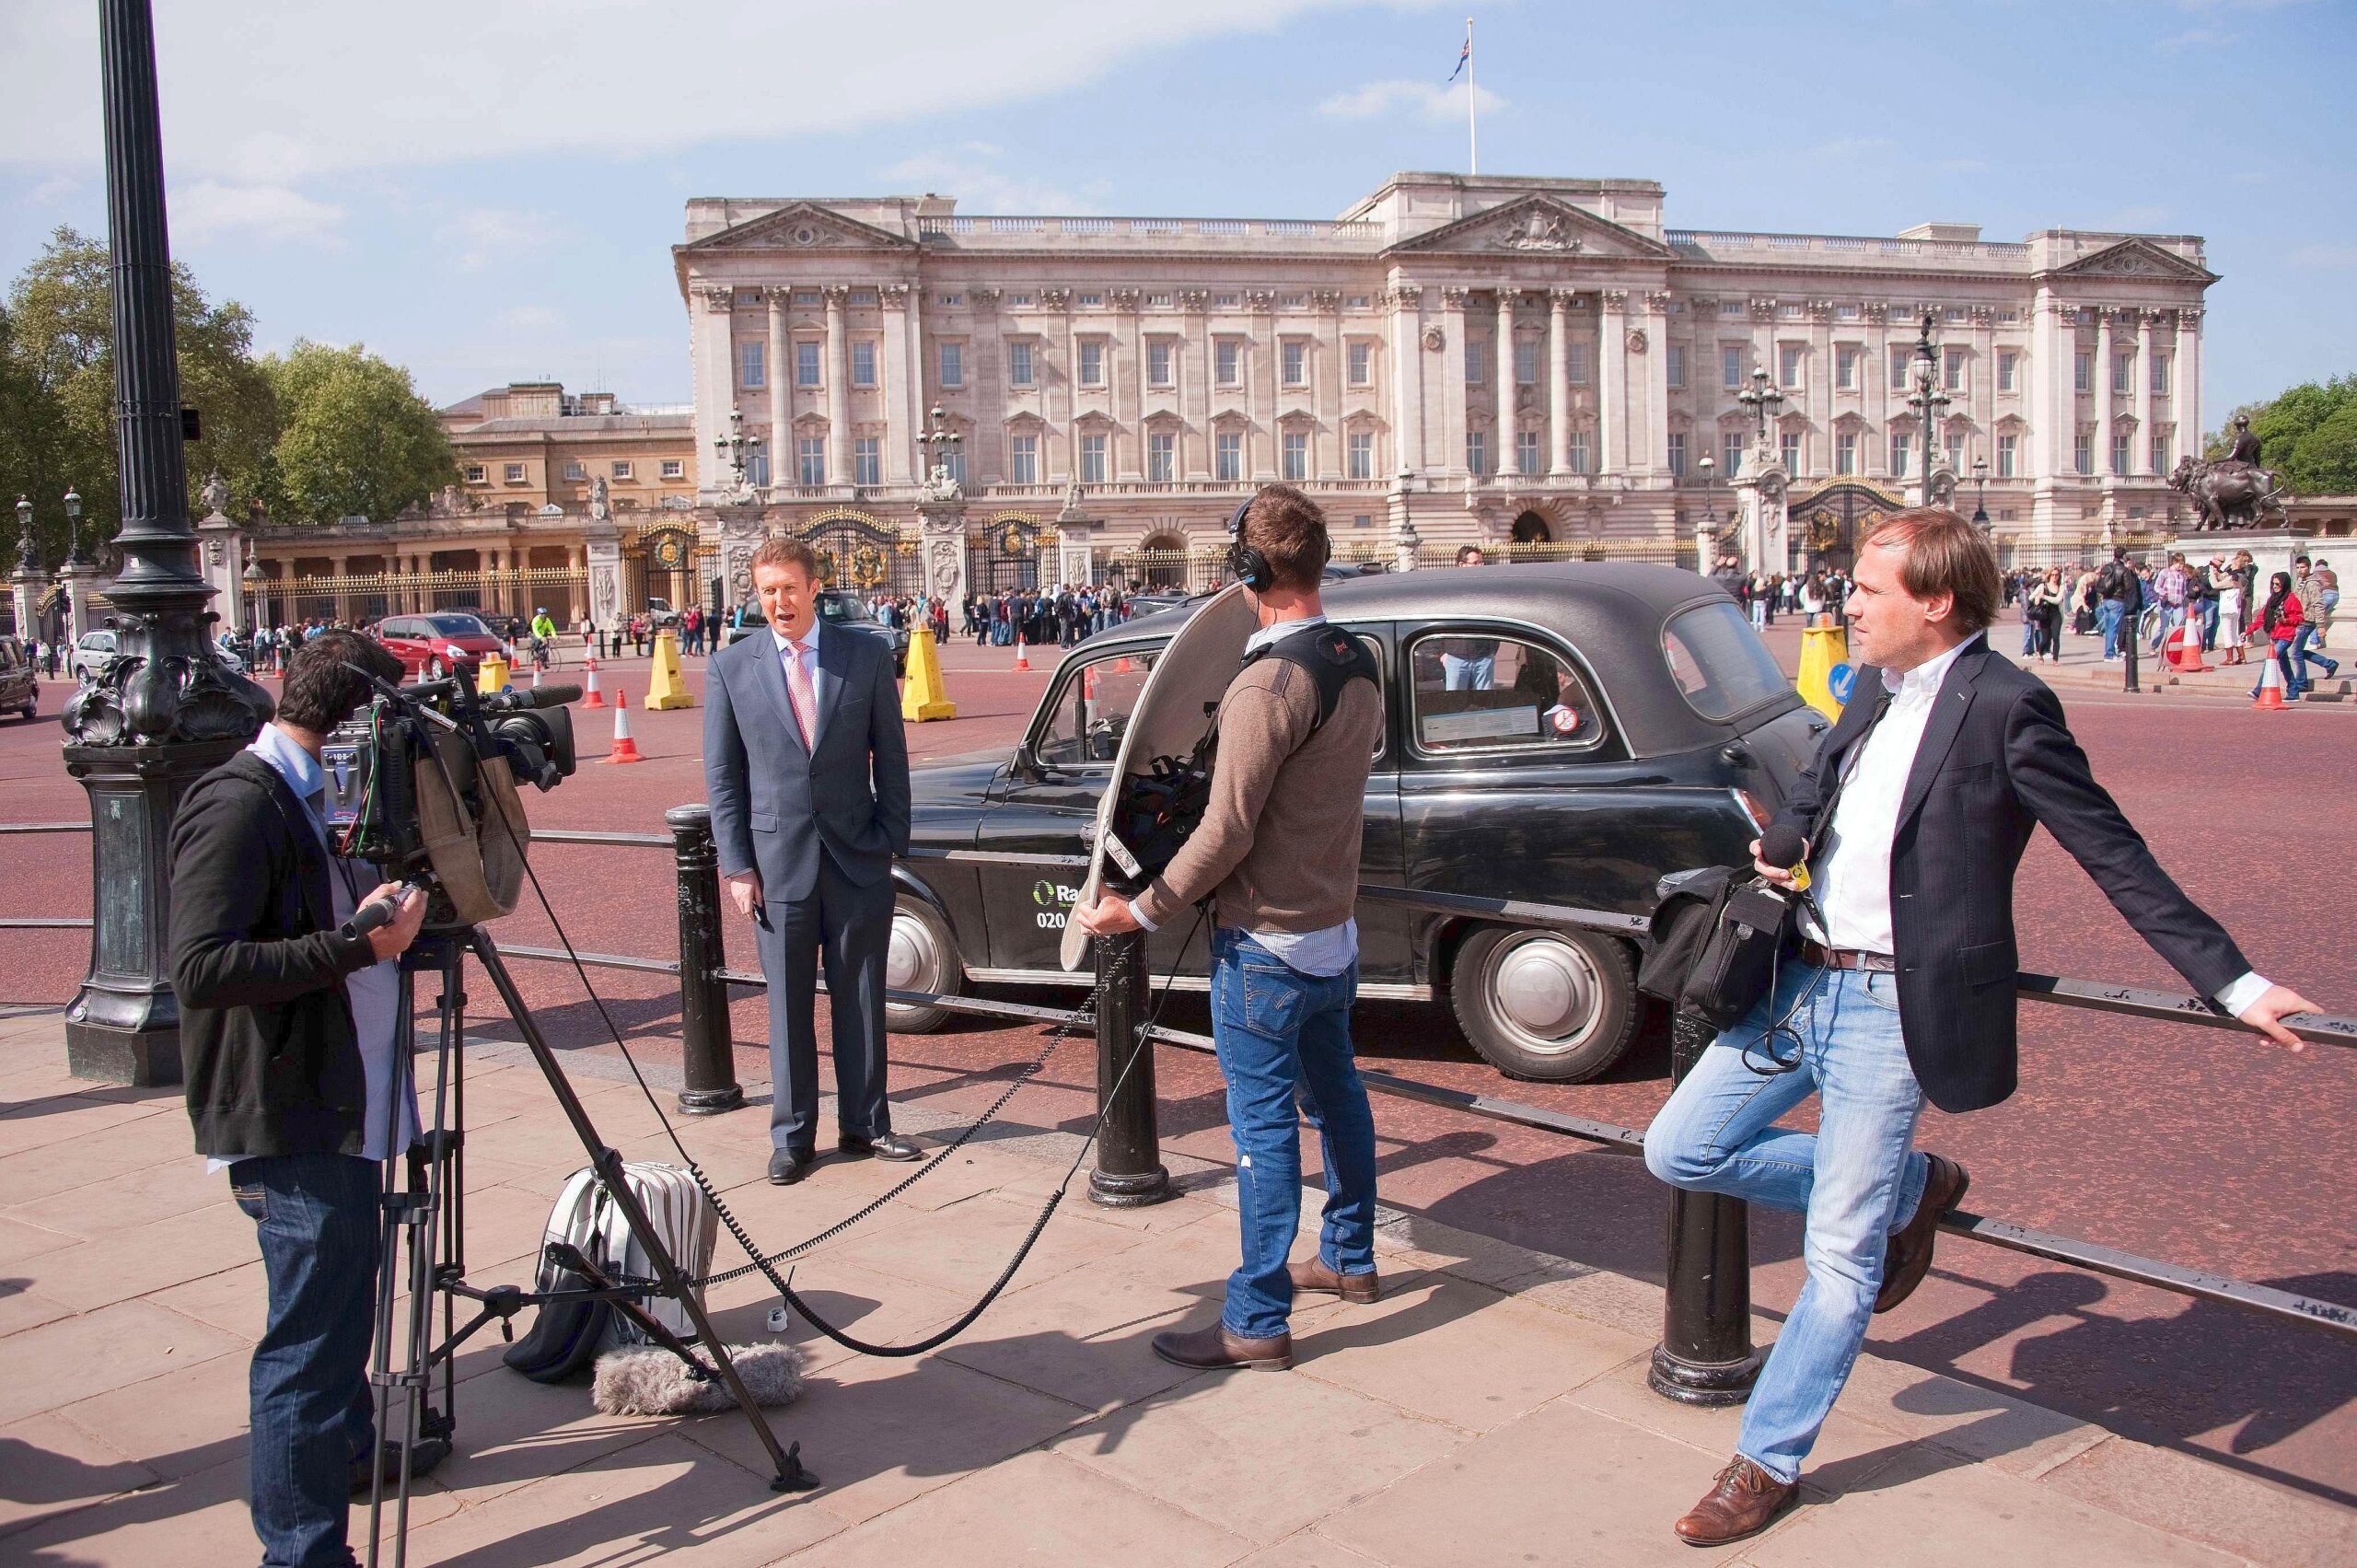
[884,896,963,1034]
[1450,925,1637,1083]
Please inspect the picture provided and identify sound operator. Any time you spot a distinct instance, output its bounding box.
[169,632,436,1568]
[1073,484,1383,1373]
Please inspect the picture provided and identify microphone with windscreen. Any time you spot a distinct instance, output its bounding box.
[1757,822,1811,890]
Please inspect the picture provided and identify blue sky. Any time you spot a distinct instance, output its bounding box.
[3,0,2351,424]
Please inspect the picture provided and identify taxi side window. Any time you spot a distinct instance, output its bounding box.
[1407,632,1603,754]
[1034,650,1159,767]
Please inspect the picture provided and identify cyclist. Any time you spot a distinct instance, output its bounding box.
[528,605,558,669]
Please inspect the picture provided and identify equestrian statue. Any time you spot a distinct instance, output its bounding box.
[2169,414,2288,530]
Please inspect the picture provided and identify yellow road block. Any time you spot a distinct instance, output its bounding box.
[475,654,510,693]
[644,630,695,710]
[1796,621,1850,721]
[900,626,957,722]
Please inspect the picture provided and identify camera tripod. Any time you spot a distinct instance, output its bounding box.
[365,924,816,1568]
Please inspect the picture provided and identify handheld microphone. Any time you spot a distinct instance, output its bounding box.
[346,881,424,940]
[479,684,582,712]
[1757,822,1811,891]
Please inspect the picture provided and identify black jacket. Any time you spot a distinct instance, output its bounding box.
[169,749,380,1159]
[1772,638,2249,1113]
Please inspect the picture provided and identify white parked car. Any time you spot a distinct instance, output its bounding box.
[71,631,117,680]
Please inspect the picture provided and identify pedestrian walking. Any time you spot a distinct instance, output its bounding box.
[2214,563,2245,664]
[2026,567,2064,662]
[2310,556,2340,648]
[2290,557,2340,690]
[2251,573,2306,700]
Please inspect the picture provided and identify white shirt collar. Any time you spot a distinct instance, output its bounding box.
[1883,632,1980,700]
[771,621,819,657]
[1245,613,1327,656]
[249,720,324,800]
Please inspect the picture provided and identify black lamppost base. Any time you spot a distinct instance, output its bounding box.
[1087,1164,1172,1208]
[1646,1343,1765,1407]
[676,1085,747,1116]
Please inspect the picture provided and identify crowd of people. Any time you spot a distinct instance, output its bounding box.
[1707,556,1855,631]
[1994,550,2339,695]
[959,584,1137,646]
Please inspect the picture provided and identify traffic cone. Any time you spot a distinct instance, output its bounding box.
[604,689,645,762]
[1113,654,1135,675]
[2172,621,2210,673]
[531,663,544,690]
[2253,653,2288,710]
[583,656,606,708]
[1012,635,1030,672]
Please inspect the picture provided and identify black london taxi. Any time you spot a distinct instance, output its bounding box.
[883,563,1829,1083]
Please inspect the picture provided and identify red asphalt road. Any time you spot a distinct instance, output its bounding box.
[3,620,2352,1506]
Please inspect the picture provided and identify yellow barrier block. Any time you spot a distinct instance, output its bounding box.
[476,654,510,693]
[1796,621,1850,721]
[900,626,957,722]
[644,630,695,710]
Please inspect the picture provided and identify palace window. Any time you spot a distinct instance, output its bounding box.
[1009,434,1039,485]
[1147,293,1173,308]
[941,447,965,484]
[1515,337,1538,386]
[2151,354,2171,395]
[1148,431,1176,482]
[1008,341,1035,387]
[1836,430,1858,474]
[796,341,820,387]
[563,460,586,482]
[1724,347,1744,389]
[2111,432,2131,475]
[1667,432,1687,476]
[504,462,527,483]
[2151,433,2167,471]
[1076,292,1102,308]
[1946,434,1965,471]
[1666,345,1687,389]
[1998,351,2018,392]
[1779,344,1804,390]
[1781,432,1803,473]
[1890,347,1911,391]
[1997,434,2017,477]
[2073,352,2092,394]
[1079,432,1108,484]
[1008,293,1035,308]
[792,289,819,307]
[612,460,633,481]
[1348,341,1373,386]
[1889,434,1911,476]
[1723,432,1744,475]
[1215,339,1243,385]
[798,437,825,486]
[852,341,876,388]
[1215,430,1243,482]
[660,459,685,480]
[1213,292,1239,309]
[747,451,769,487]
[1347,429,1374,479]
[1721,299,1745,316]
[2112,353,2133,394]
[464,464,487,483]
[1945,348,1968,393]
[935,293,959,307]
[1835,345,1859,390]
[1568,343,1590,387]
[939,342,964,387]
[1515,430,1540,472]
[1466,430,1488,476]
[740,340,764,388]
[1348,294,1372,309]
[853,437,880,487]
[1569,430,1592,474]
[850,289,877,307]
[2074,432,2094,475]
[1147,339,1174,387]
[1282,341,1306,387]
[1465,336,1485,385]
[1078,340,1106,388]
[1281,431,1308,482]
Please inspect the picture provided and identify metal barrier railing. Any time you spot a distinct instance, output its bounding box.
[6,811,2353,1392]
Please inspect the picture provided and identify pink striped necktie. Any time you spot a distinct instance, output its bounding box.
[782,637,818,749]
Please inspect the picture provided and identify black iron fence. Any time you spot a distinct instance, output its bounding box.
[6,812,2352,1393]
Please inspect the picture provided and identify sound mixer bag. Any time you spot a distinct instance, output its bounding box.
[504,1162,718,1384]
[1637,868,1796,1033]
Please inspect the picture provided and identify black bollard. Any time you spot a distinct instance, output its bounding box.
[1648,1009,1765,1404]
[668,805,744,1115]
[1088,875,1169,1207]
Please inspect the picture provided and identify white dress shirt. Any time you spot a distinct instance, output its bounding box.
[1127,614,1358,977]
[1802,634,2270,1015]
[772,621,827,719]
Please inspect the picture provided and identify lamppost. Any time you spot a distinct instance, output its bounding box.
[10,496,42,649]
[1906,311,1953,508]
[1736,366,1784,453]
[1695,452,1721,574]
[13,496,33,571]
[712,405,761,499]
[1970,453,1991,536]
[61,0,274,1085]
[62,486,87,565]
[919,404,962,492]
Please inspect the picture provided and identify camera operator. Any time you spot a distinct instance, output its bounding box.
[169,631,436,1568]
[1073,484,1383,1373]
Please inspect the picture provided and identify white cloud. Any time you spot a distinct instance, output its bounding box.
[877,153,1104,215]
[1318,79,1505,124]
[436,207,560,272]
[2288,244,2357,268]
[173,180,346,248]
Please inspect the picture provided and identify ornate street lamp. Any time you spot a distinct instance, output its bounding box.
[61,0,273,1085]
[1906,311,1953,508]
[1970,453,1991,535]
[712,405,761,499]
[1736,366,1785,452]
[1696,452,1723,573]
[14,496,33,575]
[62,486,87,566]
[919,403,963,494]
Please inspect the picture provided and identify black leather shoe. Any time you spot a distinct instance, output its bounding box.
[768,1149,814,1185]
[349,1436,449,1494]
[840,1132,923,1162]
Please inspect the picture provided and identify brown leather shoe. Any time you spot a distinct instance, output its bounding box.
[1290,1257,1380,1304]
[1875,1154,1970,1314]
[1150,1323,1292,1372]
[1674,1456,1796,1546]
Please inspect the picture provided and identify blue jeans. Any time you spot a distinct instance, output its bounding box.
[1440,653,1495,691]
[229,1153,383,1568]
[2096,598,2124,658]
[1209,928,1379,1340]
[1643,964,1930,1484]
[2292,624,2337,686]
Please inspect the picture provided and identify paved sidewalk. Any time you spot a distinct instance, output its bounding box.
[1,1005,2345,1567]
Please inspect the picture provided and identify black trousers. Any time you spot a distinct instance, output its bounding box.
[755,853,895,1156]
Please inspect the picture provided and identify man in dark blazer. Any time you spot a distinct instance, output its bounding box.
[704,537,918,1184]
[1643,507,2316,1547]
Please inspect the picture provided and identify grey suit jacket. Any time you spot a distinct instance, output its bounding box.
[703,620,911,905]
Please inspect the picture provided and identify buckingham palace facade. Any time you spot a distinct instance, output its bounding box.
[675,171,2215,594]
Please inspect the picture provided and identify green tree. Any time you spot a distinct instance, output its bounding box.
[0,226,278,568]
[2209,375,2357,494]
[261,341,456,525]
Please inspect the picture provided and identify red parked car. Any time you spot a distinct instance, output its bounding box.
[372,611,506,682]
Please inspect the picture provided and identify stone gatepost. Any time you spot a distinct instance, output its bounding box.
[1732,438,1789,576]
[583,509,624,641]
[917,495,970,608]
[59,560,102,646]
[1054,489,1095,587]
[196,503,245,633]
[714,503,767,616]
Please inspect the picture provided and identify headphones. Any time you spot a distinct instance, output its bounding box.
[1225,488,1330,594]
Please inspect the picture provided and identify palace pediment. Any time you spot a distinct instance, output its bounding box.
[1387,194,1674,261]
[2044,238,2214,285]
[681,202,917,253]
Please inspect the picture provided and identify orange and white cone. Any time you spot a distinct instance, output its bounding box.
[1012,636,1030,672]
[605,688,645,761]
[583,656,606,708]
[2253,652,2289,710]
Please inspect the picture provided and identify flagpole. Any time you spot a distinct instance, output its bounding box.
[1466,16,1478,175]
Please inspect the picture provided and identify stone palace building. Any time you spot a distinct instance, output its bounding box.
[676,169,2219,605]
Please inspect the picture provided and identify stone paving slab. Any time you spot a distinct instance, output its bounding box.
[0,1010,2340,1566]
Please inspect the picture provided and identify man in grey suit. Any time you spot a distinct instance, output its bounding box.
[704,536,921,1184]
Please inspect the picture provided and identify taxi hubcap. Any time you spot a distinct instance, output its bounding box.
[887,909,941,994]
[1489,934,1600,1051]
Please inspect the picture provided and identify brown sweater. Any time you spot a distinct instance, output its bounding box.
[1130,652,1381,934]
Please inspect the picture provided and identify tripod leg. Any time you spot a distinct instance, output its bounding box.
[465,928,817,1493]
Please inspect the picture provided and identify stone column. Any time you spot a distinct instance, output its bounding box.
[1441,287,1470,478]
[584,506,624,639]
[906,282,929,482]
[2095,307,2115,480]
[2133,309,2156,474]
[824,285,853,487]
[691,284,736,495]
[1387,285,1424,478]
[1495,293,1521,478]
[880,284,913,485]
[60,560,99,645]
[1055,492,1094,587]
[1249,296,1276,482]
[196,502,244,631]
[765,290,790,484]
[916,494,970,610]
[1548,289,1573,475]
[1644,291,1674,476]
[13,534,45,646]
[1599,290,1629,476]
[2175,308,2201,474]
[1315,292,1343,480]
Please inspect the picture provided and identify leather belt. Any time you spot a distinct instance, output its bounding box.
[1798,938,1896,973]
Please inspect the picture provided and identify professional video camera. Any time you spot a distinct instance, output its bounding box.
[321,674,580,927]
